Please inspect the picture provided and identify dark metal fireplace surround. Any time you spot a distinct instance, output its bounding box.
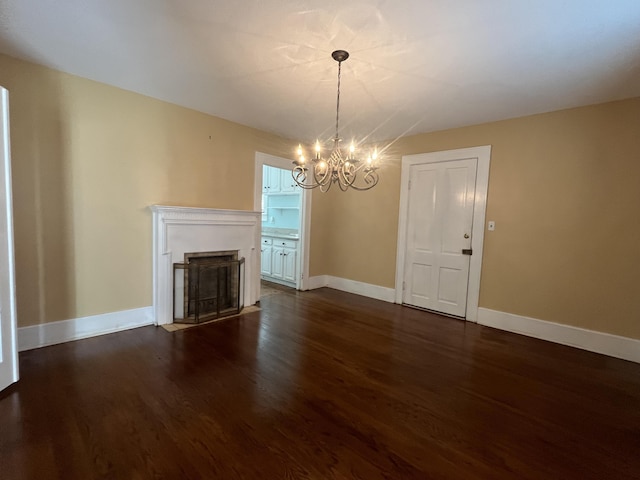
[173,250,245,324]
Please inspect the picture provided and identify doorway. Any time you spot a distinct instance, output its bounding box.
[395,146,491,322]
[254,152,311,291]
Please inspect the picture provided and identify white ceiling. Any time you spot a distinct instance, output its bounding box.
[1,0,639,144]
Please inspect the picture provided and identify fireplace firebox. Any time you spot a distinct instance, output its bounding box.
[173,251,245,324]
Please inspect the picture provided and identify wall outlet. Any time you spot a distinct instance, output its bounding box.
[488,221,495,231]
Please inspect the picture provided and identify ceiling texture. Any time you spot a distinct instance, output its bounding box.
[0,0,639,145]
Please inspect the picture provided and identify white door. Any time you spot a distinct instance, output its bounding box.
[403,158,477,317]
[0,86,18,392]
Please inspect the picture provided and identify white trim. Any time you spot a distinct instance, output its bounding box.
[395,145,491,322]
[478,308,640,364]
[306,275,329,290]
[0,86,18,389]
[18,307,154,352]
[307,275,395,303]
[327,276,396,303]
[254,152,311,291]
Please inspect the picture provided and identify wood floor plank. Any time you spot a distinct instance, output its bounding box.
[1,287,639,479]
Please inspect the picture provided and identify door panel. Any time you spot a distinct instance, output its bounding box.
[410,264,431,301]
[403,159,477,317]
[442,166,472,253]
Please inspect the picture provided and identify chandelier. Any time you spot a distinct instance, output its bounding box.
[292,50,380,192]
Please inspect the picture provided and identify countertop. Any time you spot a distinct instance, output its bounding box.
[261,229,299,240]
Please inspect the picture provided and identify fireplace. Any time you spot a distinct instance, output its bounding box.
[173,250,245,323]
[150,205,261,325]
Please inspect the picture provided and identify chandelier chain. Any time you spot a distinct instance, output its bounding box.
[335,60,342,142]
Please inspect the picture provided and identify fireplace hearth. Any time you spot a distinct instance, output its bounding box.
[173,250,245,324]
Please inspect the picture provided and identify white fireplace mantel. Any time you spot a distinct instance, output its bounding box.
[150,205,261,325]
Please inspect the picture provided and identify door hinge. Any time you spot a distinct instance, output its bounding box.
[408,180,411,190]
[402,281,406,291]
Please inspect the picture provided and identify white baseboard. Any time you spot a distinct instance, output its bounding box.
[328,276,396,303]
[307,275,395,303]
[477,308,640,364]
[18,306,154,352]
[306,275,329,290]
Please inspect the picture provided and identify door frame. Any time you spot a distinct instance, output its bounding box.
[0,86,18,391]
[254,152,311,291]
[395,145,491,322]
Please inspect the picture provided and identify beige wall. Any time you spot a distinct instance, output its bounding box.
[0,53,292,327]
[3,52,639,341]
[311,98,640,340]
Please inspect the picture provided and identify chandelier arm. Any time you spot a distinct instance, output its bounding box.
[320,178,332,192]
[346,170,380,191]
[336,159,380,190]
[336,162,354,190]
[337,160,362,188]
[293,166,322,189]
[313,162,332,187]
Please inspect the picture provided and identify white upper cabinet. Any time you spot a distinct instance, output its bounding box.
[263,165,299,194]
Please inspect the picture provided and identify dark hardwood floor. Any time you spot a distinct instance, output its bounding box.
[2,288,639,479]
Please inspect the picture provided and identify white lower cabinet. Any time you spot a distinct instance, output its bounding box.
[282,245,297,282]
[260,237,273,275]
[261,236,298,286]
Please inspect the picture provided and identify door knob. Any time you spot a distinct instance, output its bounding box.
[464,233,469,239]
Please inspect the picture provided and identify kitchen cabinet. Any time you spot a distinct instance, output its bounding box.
[282,243,297,282]
[280,170,298,192]
[263,165,281,193]
[263,165,299,194]
[261,236,298,286]
[260,237,273,276]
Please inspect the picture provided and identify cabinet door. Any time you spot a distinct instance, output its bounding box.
[283,246,297,282]
[271,247,284,278]
[268,166,281,193]
[262,165,271,193]
[280,169,298,193]
[260,245,273,275]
